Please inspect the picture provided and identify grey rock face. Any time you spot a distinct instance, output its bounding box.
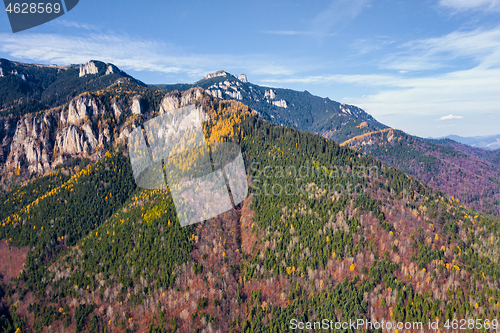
[112,103,122,120]
[0,88,208,189]
[159,88,203,114]
[66,94,101,124]
[238,74,247,83]
[79,61,99,77]
[1,93,106,181]
[204,70,228,80]
[105,64,117,75]
[131,96,143,115]
[264,89,276,100]
[4,115,53,174]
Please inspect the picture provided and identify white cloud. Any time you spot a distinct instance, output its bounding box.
[0,32,297,79]
[381,27,500,71]
[311,0,371,37]
[439,0,500,12]
[347,67,500,117]
[259,30,336,37]
[437,124,456,129]
[54,20,100,31]
[350,37,396,55]
[260,0,370,40]
[262,26,500,124]
[438,114,463,120]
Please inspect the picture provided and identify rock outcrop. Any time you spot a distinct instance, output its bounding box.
[159,88,203,114]
[1,93,107,183]
[79,61,99,77]
[238,74,247,83]
[0,67,27,80]
[264,89,276,100]
[112,103,122,120]
[131,96,143,115]
[204,70,229,80]
[105,64,118,75]
[206,80,244,101]
[79,61,122,78]
[3,115,53,175]
[272,99,287,108]
[0,88,207,190]
[64,93,101,125]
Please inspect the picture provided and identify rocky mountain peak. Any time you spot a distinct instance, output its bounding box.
[79,60,123,78]
[238,74,247,83]
[204,70,231,80]
[79,61,100,77]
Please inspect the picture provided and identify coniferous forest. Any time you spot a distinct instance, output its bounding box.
[0,62,500,333]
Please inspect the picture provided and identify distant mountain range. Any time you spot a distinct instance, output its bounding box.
[431,134,500,150]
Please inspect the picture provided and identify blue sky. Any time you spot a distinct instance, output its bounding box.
[1,0,500,138]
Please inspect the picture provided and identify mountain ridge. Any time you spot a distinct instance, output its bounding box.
[153,69,500,216]
[430,134,500,151]
[152,70,389,143]
[1,60,500,332]
[342,128,500,215]
[0,59,146,118]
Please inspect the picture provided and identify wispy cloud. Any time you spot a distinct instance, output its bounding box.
[439,0,500,12]
[260,1,370,42]
[54,20,101,31]
[381,27,500,71]
[262,73,404,86]
[350,37,395,55]
[346,67,500,116]
[0,32,297,79]
[260,26,500,132]
[311,0,371,37]
[437,124,456,129]
[438,114,463,120]
[259,30,336,37]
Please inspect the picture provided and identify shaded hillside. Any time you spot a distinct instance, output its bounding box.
[153,70,388,143]
[0,59,145,117]
[428,138,500,165]
[343,129,500,216]
[0,80,499,333]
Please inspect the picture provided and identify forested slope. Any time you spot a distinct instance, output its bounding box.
[343,129,500,216]
[0,65,499,333]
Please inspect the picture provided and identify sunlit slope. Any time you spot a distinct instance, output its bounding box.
[0,86,499,332]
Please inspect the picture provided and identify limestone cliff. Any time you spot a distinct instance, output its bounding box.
[0,88,206,191]
[79,60,124,78]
